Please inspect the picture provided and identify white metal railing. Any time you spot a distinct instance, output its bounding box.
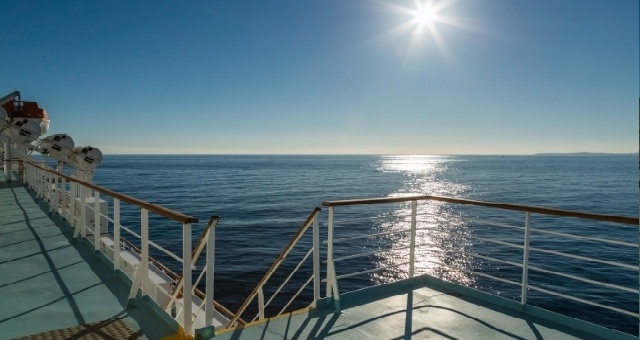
[14,159,638,334]
[225,207,321,328]
[19,160,229,337]
[322,195,639,331]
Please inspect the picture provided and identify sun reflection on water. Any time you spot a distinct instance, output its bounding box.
[370,155,476,286]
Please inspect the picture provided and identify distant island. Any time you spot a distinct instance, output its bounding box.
[533,152,638,156]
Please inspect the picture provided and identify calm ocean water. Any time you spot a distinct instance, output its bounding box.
[87,154,637,334]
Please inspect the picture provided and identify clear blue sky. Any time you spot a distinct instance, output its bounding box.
[2,0,638,154]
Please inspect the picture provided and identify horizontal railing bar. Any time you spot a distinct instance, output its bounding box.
[278,274,314,316]
[468,235,525,250]
[530,246,637,271]
[459,216,524,230]
[468,269,523,287]
[419,243,637,290]
[528,284,639,318]
[467,252,523,269]
[529,227,637,248]
[328,221,467,246]
[330,212,442,226]
[264,248,314,310]
[119,237,181,281]
[25,160,197,224]
[414,225,450,233]
[330,228,410,244]
[422,245,637,294]
[323,195,638,225]
[422,259,523,288]
[332,261,410,281]
[118,225,187,266]
[328,215,398,224]
[332,245,411,263]
[228,207,321,328]
[414,246,524,271]
[528,265,637,294]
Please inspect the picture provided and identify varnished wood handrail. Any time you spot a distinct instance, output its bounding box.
[226,207,322,329]
[25,160,198,224]
[323,195,638,225]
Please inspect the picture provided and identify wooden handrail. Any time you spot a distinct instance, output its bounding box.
[323,195,638,225]
[226,207,322,329]
[25,160,198,224]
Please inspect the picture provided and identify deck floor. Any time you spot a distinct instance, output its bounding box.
[216,281,634,340]
[0,171,176,339]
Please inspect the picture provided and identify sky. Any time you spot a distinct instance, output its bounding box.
[1,0,638,155]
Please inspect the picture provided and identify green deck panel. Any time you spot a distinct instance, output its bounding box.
[0,171,177,339]
[213,279,637,340]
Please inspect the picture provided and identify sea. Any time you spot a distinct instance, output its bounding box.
[83,154,637,334]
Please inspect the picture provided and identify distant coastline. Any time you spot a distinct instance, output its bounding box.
[533,152,638,156]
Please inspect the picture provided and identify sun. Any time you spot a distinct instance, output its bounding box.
[412,2,439,31]
[377,0,468,60]
[383,0,451,37]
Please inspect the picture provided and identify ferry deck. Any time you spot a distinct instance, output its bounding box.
[1,167,636,339]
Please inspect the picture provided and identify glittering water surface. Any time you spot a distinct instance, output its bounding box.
[81,154,637,334]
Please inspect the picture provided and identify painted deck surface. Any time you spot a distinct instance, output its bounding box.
[215,279,636,340]
[0,171,176,339]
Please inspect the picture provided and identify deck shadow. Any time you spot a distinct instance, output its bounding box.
[1,183,176,339]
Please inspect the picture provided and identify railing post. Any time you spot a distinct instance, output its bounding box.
[2,139,10,181]
[312,212,320,307]
[46,171,52,201]
[326,206,341,313]
[326,206,334,297]
[24,163,29,187]
[27,164,32,188]
[70,176,77,227]
[258,287,265,320]
[26,164,31,187]
[409,200,417,278]
[39,168,45,199]
[40,170,47,200]
[126,208,150,308]
[521,212,532,306]
[29,165,34,189]
[114,198,121,271]
[34,167,39,195]
[205,219,216,327]
[141,209,149,295]
[49,172,58,214]
[63,177,70,220]
[94,191,101,251]
[78,184,87,237]
[183,223,193,336]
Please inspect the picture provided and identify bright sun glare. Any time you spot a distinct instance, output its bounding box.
[413,2,439,31]
[379,0,467,60]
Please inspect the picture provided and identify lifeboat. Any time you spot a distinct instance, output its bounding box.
[1,91,103,176]
[0,106,7,127]
[67,146,103,171]
[1,100,50,135]
[37,134,75,162]
[7,118,41,144]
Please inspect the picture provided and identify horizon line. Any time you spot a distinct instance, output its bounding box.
[90,152,639,156]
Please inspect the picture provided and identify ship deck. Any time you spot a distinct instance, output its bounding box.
[214,277,636,340]
[1,169,637,340]
[0,171,178,339]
